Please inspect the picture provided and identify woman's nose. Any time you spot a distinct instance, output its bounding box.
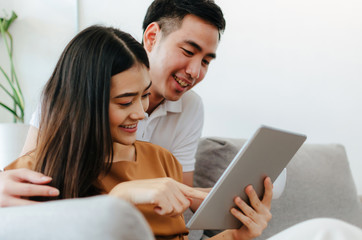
[130,100,146,120]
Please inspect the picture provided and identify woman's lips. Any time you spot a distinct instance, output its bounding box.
[119,123,138,133]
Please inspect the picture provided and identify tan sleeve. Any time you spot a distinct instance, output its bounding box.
[4,153,36,171]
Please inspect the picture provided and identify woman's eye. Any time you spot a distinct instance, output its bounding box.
[119,102,132,107]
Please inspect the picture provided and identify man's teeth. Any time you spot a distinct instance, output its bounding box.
[121,124,137,129]
[173,75,189,87]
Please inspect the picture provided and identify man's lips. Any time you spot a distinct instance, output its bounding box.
[173,74,193,88]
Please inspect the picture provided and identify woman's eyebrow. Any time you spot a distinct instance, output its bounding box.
[114,92,138,98]
[114,81,152,98]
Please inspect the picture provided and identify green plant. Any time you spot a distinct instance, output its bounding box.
[0,11,24,123]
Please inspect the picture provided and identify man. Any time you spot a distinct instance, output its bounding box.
[137,0,225,186]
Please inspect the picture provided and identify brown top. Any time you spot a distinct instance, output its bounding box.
[5,141,188,239]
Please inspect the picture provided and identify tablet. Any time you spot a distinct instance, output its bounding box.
[186,125,306,230]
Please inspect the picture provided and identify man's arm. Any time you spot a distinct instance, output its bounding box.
[182,171,194,186]
[0,168,59,207]
[189,186,212,212]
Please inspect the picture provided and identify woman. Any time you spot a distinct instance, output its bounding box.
[6,26,272,240]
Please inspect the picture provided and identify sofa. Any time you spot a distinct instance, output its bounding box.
[185,137,362,240]
[1,136,361,240]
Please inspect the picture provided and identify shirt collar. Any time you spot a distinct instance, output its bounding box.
[146,98,182,119]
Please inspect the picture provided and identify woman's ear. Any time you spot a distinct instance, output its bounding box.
[143,22,160,52]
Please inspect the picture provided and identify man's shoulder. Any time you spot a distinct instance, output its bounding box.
[182,90,202,103]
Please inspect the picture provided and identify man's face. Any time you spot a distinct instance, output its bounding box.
[145,14,219,102]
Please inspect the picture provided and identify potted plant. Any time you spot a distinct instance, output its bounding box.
[0,11,28,168]
[0,11,24,123]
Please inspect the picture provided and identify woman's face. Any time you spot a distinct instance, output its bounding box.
[109,65,151,145]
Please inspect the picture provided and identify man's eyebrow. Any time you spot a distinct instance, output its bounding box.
[184,40,216,59]
[114,81,152,98]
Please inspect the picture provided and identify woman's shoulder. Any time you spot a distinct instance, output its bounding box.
[135,140,172,156]
[134,141,182,175]
[4,151,36,170]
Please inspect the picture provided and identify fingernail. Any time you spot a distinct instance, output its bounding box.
[49,189,60,196]
[41,176,52,181]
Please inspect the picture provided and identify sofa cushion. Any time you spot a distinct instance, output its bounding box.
[193,137,362,239]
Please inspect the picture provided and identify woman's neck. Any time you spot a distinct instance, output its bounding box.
[112,142,136,162]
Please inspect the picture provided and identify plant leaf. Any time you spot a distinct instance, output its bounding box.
[0,102,19,117]
[1,11,17,31]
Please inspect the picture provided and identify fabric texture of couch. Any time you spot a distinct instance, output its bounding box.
[185,137,362,240]
[0,195,153,240]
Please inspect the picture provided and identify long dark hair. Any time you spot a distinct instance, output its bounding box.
[34,25,149,200]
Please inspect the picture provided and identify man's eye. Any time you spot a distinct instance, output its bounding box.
[202,59,210,66]
[182,48,194,56]
[142,92,151,98]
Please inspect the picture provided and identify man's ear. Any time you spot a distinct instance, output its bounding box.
[143,22,160,52]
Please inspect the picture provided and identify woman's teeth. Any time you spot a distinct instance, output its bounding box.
[120,124,137,129]
[173,75,189,87]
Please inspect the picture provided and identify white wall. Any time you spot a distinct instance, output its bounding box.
[0,0,77,122]
[1,0,361,194]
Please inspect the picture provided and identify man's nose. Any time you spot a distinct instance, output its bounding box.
[186,59,201,83]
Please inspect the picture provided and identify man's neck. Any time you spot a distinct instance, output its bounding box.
[147,93,165,115]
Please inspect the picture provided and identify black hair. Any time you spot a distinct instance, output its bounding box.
[142,0,226,39]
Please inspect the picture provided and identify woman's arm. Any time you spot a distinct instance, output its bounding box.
[108,177,208,217]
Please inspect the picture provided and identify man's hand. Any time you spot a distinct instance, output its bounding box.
[109,177,208,217]
[230,177,273,240]
[0,168,60,207]
[212,177,273,240]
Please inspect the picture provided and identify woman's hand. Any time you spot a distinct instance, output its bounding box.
[109,177,208,217]
[0,168,60,207]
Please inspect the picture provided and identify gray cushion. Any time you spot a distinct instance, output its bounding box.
[0,196,153,240]
[193,137,362,239]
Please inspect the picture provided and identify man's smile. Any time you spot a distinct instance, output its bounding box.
[173,74,192,88]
